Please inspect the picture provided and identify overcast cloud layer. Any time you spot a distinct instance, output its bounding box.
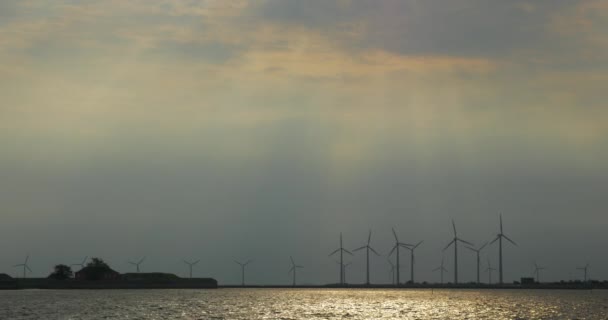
[1,0,607,284]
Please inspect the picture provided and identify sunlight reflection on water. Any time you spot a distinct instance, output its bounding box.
[0,288,606,319]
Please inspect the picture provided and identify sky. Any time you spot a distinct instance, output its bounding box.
[1,0,607,285]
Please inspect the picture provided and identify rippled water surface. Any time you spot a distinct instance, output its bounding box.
[1,288,607,319]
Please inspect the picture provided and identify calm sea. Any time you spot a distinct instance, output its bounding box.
[0,288,606,319]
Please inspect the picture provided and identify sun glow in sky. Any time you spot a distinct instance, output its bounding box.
[1,0,607,284]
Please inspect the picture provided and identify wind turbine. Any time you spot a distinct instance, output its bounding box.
[577,263,590,282]
[443,220,473,284]
[466,242,488,284]
[288,256,303,287]
[389,228,412,285]
[128,257,146,273]
[353,229,380,285]
[485,258,496,284]
[183,259,199,278]
[403,240,423,284]
[235,260,253,286]
[13,255,32,279]
[337,261,352,284]
[432,256,448,284]
[533,262,546,283]
[71,256,88,270]
[387,259,396,285]
[329,232,352,285]
[490,214,517,284]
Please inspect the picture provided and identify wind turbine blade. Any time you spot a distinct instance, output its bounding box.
[442,239,455,251]
[288,267,294,274]
[432,267,440,272]
[479,242,488,251]
[246,260,253,265]
[329,249,340,256]
[413,240,423,249]
[290,256,295,265]
[139,257,146,264]
[452,220,457,236]
[457,238,474,246]
[369,247,380,256]
[388,244,397,257]
[234,260,241,265]
[340,232,343,247]
[489,236,500,245]
[500,214,503,234]
[353,246,367,252]
[503,234,517,246]
[344,249,353,255]
[392,228,398,242]
[368,229,372,245]
[193,260,200,265]
[26,266,32,272]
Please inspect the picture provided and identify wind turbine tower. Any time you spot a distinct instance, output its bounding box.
[485,258,496,284]
[353,229,380,285]
[329,232,352,285]
[404,241,423,284]
[389,228,412,285]
[387,259,396,285]
[128,257,146,273]
[235,260,253,286]
[490,214,517,284]
[466,242,488,284]
[577,263,590,282]
[533,262,546,283]
[432,257,448,284]
[288,256,303,287]
[13,255,32,279]
[443,220,473,284]
[183,259,199,279]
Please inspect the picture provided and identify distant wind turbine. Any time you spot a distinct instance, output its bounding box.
[235,260,253,286]
[403,240,423,284]
[432,256,448,284]
[13,255,32,279]
[533,262,546,283]
[490,214,517,284]
[466,242,488,284]
[336,261,352,284]
[128,257,146,273]
[485,258,496,284]
[71,256,88,270]
[387,259,396,285]
[329,232,352,285]
[353,229,380,285]
[577,263,590,282]
[183,259,199,279]
[288,256,303,287]
[443,220,473,284]
[389,228,412,285]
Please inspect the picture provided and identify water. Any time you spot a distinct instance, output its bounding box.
[0,289,606,319]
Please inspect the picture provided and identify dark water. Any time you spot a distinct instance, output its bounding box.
[0,288,606,319]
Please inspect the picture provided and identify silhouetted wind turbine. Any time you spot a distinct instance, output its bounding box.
[341,261,352,284]
[288,256,303,287]
[443,220,473,284]
[403,241,423,284]
[490,214,517,284]
[387,259,396,285]
[353,229,380,285]
[13,255,32,279]
[577,263,590,282]
[70,256,88,270]
[128,257,146,273]
[235,260,252,286]
[389,228,412,285]
[183,259,199,278]
[329,232,352,285]
[485,258,496,284]
[533,262,546,283]
[466,242,488,284]
[432,256,448,284]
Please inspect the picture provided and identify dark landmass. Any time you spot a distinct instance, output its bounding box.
[0,275,217,290]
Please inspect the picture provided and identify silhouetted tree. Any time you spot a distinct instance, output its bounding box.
[87,258,110,269]
[48,264,73,280]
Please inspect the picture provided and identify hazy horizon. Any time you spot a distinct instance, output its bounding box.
[1,0,607,285]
